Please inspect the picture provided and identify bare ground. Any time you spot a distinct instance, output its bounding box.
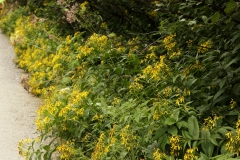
[0,30,41,159]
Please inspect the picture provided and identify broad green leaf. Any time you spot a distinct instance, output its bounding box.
[233,83,240,95]
[224,57,240,69]
[212,152,236,160]
[219,77,227,89]
[158,134,168,151]
[192,140,198,148]
[213,88,225,101]
[213,95,230,106]
[43,145,50,151]
[0,0,4,4]
[231,31,240,43]
[182,130,192,140]
[188,116,199,139]
[120,151,128,158]
[209,137,218,146]
[211,12,220,23]
[205,0,213,4]
[168,126,178,136]
[164,117,176,125]
[61,77,72,85]
[154,127,167,140]
[199,152,210,160]
[68,60,79,70]
[172,109,180,121]
[201,129,214,157]
[176,121,188,129]
[217,127,228,136]
[107,32,116,38]
[202,15,208,23]
[224,0,237,14]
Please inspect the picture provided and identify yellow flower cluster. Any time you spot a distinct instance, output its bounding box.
[76,33,108,59]
[76,45,94,59]
[198,40,212,53]
[80,1,88,13]
[18,138,33,158]
[92,113,103,122]
[153,100,170,121]
[100,22,108,30]
[163,34,176,51]
[70,90,89,105]
[141,55,170,81]
[175,94,185,106]
[169,49,182,59]
[56,141,74,160]
[225,119,240,155]
[183,60,202,76]
[203,115,222,130]
[111,97,121,105]
[91,125,118,160]
[230,98,237,109]
[170,135,181,155]
[183,147,198,160]
[91,133,105,160]
[120,124,136,151]
[153,148,166,160]
[10,16,65,95]
[129,77,144,93]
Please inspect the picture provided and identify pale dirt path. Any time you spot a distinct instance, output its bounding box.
[0,30,41,159]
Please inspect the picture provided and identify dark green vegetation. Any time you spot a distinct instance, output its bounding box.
[1,0,240,159]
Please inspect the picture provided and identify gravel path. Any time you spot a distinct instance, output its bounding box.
[0,30,41,159]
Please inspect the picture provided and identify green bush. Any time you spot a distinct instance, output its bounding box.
[1,0,240,159]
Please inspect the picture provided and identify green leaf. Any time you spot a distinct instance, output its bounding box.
[188,116,199,139]
[182,130,192,140]
[219,77,227,89]
[164,109,180,125]
[201,129,214,157]
[176,121,188,129]
[68,60,80,70]
[211,12,220,23]
[168,126,178,136]
[120,151,128,158]
[158,134,168,151]
[0,0,4,4]
[164,117,176,125]
[213,89,225,101]
[213,95,230,106]
[224,0,237,14]
[224,57,240,69]
[61,77,72,85]
[209,137,218,146]
[231,31,240,43]
[199,152,210,160]
[202,15,208,23]
[154,127,167,140]
[217,127,228,136]
[43,145,50,151]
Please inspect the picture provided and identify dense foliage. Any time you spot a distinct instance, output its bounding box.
[1,0,240,159]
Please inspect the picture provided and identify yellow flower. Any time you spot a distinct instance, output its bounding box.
[203,115,222,130]
[198,40,212,53]
[153,148,166,160]
[163,34,176,51]
[57,141,74,160]
[230,98,237,109]
[184,147,198,160]
[91,133,105,160]
[80,1,88,12]
[170,135,181,155]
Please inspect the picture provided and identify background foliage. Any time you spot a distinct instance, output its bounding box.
[1,0,240,159]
